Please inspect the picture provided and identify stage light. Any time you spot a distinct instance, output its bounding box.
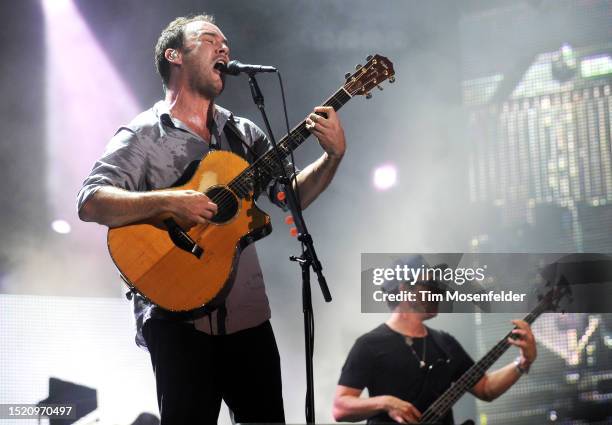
[548,410,558,421]
[551,43,578,83]
[51,219,71,234]
[41,0,71,15]
[581,54,612,78]
[42,0,139,240]
[373,164,398,191]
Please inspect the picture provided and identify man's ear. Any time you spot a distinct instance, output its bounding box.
[165,49,181,64]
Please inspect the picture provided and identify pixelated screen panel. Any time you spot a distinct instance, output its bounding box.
[460,3,612,421]
[460,0,612,252]
[473,313,612,424]
[0,295,157,424]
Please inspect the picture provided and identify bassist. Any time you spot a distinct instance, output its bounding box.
[333,256,537,424]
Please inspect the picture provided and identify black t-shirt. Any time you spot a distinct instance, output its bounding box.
[338,324,475,424]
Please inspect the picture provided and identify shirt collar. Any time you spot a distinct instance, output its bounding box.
[154,100,233,136]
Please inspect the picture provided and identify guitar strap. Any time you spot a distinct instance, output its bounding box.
[223,119,260,163]
[206,120,261,335]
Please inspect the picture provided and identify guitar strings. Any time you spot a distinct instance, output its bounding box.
[420,337,512,421]
[199,90,350,217]
[211,79,370,213]
[203,75,375,212]
[196,72,380,219]
[419,306,542,422]
[225,90,348,194]
[206,92,345,209]
[204,120,314,210]
[421,309,539,422]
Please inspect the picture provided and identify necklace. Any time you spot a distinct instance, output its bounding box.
[404,336,427,369]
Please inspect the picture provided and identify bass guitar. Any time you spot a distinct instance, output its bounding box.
[413,283,570,424]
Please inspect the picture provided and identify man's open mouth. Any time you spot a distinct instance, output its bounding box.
[213,60,227,74]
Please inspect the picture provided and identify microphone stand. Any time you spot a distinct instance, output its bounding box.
[246,73,332,424]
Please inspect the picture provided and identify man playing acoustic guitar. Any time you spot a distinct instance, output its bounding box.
[78,14,345,424]
[333,256,537,424]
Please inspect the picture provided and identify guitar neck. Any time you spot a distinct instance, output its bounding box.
[228,87,352,197]
[419,302,547,423]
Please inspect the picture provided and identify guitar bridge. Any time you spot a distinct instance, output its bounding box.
[163,218,204,259]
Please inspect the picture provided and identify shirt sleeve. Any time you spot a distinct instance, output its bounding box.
[338,336,374,390]
[76,127,148,213]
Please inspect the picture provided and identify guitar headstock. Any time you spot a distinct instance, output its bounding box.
[343,54,395,99]
[538,276,573,313]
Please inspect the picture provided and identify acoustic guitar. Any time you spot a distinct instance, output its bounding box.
[411,283,570,424]
[107,54,395,315]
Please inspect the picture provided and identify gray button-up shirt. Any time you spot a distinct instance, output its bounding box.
[77,100,293,348]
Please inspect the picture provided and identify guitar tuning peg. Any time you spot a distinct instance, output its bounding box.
[376,84,384,91]
[365,92,372,99]
[389,76,396,83]
[366,55,373,61]
[344,72,351,79]
[355,64,363,70]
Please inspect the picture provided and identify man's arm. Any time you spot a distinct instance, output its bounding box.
[293,106,346,209]
[79,186,218,228]
[333,385,422,424]
[293,152,342,209]
[470,320,537,402]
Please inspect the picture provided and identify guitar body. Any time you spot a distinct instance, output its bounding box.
[107,150,272,316]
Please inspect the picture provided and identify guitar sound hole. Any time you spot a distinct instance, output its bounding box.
[206,186,239,224]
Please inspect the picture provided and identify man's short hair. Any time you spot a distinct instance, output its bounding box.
[382,255,449,311]
[154,14,216,88]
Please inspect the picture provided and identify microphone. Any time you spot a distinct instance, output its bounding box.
[216,60,277,76]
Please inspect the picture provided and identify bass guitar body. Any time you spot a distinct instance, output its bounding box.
[107,150,272,316]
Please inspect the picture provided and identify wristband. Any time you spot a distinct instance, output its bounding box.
[514,356,530,375]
